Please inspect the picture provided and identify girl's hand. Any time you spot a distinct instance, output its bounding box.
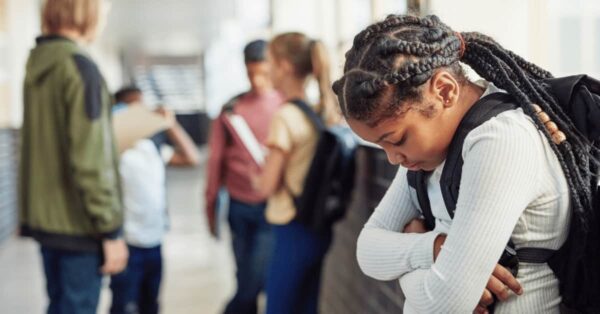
[474,264,523,314]
[403,218,427,233]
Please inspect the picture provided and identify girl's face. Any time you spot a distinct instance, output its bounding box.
[347,72,463,171]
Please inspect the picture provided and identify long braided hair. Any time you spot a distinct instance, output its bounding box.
[332,14,598,231]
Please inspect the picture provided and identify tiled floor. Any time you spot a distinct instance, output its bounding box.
[0,152,236,314]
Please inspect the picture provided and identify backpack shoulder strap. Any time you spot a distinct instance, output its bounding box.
[221,92,248,113]
[289,99,326,131]
[407,170,435,230]
[440,92,517,218]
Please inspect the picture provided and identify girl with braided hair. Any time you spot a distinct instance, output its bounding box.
[333,14,598,313]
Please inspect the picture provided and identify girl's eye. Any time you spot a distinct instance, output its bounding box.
[393,135,407,146]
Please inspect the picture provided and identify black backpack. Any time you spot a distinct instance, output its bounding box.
[407,75,600,313]
[288,99,358,233]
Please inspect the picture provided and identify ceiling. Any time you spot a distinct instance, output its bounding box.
[102,0,236,53]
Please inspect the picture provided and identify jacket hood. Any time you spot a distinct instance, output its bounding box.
[25,35,80,84]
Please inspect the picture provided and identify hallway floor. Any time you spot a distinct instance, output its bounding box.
[0,151,237,314]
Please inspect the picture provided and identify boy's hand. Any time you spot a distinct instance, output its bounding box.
[207,210,218,238]
[101,238,128,275]
[155,107,176,127]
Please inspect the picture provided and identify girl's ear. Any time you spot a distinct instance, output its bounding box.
[429,70,459,108]
[280,58,295,76]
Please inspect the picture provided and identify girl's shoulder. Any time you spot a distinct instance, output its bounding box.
[468,107,540,143]
[276,101,315,124]
[462,106,554,171]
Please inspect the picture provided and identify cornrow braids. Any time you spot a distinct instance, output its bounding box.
[333,14,598,233]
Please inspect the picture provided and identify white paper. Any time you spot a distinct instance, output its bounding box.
[225,113,265,166]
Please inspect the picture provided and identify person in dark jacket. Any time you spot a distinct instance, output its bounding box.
[19,1,128,313]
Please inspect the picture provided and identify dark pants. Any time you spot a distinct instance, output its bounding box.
[40,246,102,314]
[223,199,273,314]
[265,221,332,314]
[110,245,162,314]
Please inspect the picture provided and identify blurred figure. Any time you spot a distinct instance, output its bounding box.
[109,86,199,314]
[18,0,127,313]
[205,39,283,314]
[253,33,339,314]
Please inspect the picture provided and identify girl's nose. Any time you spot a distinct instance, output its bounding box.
[385,150,405,165]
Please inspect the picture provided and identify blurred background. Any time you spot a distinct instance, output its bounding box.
[1,0,600,313]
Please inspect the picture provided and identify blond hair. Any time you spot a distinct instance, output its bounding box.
[270,33,341,125]
[41,0,102,37]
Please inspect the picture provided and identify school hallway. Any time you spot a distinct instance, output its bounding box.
[0,149,237,314]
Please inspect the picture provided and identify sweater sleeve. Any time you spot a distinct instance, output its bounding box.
[66,54,122,238]
[356,165,442,281]
[398,114,540,312]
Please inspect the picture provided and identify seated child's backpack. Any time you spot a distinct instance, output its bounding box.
[407,75,600,313]
[288,99,358,233]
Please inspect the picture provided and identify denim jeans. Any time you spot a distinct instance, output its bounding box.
[265,221,332,314]
[40,246,103,314]
[110,245,162,314]
[223,199,273,314]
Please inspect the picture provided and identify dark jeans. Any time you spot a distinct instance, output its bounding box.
[40,246,102,314]
[223,199,273,314]
[110,245,162,314]
[266,221,332,314]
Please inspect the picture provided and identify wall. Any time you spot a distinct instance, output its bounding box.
[0,0,39,128]
[0,129,18,244]
[320,146,404,314]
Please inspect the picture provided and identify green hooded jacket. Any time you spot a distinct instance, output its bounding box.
[19,35,123,252]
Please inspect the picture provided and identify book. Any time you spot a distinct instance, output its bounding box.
[112,105,171,154]
[222,113,266,167]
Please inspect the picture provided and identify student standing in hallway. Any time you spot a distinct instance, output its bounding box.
[19,0,128,314]
[109,87,199,314]
[252,32,340,314]
[205,40,283,314]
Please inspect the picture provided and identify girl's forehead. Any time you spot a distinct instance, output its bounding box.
[348,115,407,142]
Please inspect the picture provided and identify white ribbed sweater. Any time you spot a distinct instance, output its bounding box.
[356,89,570,313]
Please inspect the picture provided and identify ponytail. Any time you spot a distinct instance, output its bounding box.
[271,32,341,126]
[309,40,340,125]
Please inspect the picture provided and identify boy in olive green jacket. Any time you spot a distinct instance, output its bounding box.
[19,1,128,313]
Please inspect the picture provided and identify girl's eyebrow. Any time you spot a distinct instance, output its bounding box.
[376,131,395,143]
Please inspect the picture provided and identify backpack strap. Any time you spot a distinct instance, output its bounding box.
[440,92,517,217]
[283,99,323,201]
[407,170,435,230]
[407,92,517,224]
[516,247,556,263]
[289,99,326,131]
[221,92,248,113]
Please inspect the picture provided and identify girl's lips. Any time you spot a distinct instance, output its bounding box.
[403,162,420,170]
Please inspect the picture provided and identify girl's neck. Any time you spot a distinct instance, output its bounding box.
[280,78,306,101]
[458,81,486,112]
